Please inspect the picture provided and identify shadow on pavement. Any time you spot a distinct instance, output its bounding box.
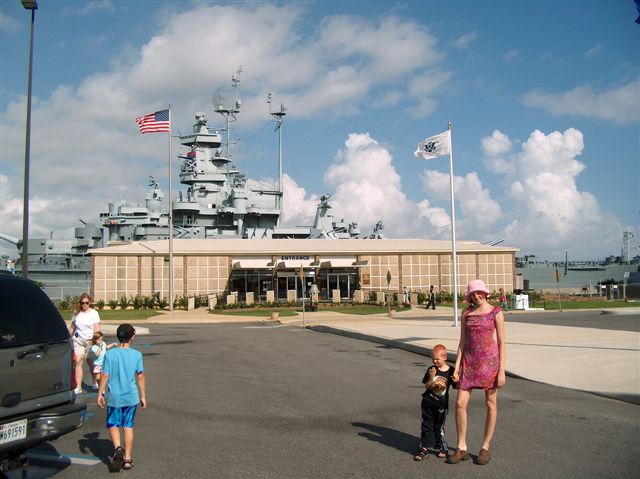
[352,422,417,456]
[77,431,113,466]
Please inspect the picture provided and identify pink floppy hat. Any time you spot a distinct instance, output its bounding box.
[465,279,491,302]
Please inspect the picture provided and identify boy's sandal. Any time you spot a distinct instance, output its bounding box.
[436,450,447,458]
[109,447,125,472]
[122,459,133,470]
[413,447,428,461]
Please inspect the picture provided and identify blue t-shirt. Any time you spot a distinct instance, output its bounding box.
[102,347,144,407]
[91,342,107,366]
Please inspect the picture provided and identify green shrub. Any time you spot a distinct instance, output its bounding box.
[158,297,168,310]
[96,299,105,310]
[118,296,129,310]
[417,291,427,304]
[525,289,542,301]
[131,294,144,310]
[108,299,118,310]
[143,294,156,309]
[59,298,70,311]
[175,295,188,310]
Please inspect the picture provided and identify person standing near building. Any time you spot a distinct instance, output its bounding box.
[448,280,506,466]
[69,293,101,394]
[499,288,509,311]
[403,287,409,304]
[426,285,436,310]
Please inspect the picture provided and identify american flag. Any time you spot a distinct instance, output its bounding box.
[135,109,170,134]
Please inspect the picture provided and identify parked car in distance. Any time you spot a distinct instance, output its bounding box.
[0,274,86,471]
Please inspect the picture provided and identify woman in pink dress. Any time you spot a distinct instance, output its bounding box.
[447,279,506,466]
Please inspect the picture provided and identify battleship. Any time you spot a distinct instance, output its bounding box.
[1,72,377,298]
[515,231,639,293]
[101,97,367,242]
[0,222,102,298]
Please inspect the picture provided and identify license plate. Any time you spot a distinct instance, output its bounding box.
[0,419,28,445]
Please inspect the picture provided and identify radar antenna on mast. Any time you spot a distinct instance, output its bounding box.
[212,67,243,162]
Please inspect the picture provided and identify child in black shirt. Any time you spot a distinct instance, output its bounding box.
[414,344,457,461]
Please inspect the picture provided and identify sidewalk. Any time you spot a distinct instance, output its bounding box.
[144,306,640,404]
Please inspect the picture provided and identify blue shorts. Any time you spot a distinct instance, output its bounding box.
[106,405,137,428]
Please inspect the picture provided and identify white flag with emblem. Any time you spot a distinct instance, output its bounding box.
[414,131,450,160]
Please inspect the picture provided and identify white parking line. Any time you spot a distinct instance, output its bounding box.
[242,323,290,329]
[26,451,102,466]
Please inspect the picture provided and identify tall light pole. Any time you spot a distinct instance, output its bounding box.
[21,0,38,278]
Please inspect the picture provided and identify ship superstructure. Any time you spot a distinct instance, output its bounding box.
[171,110,281,238]
[100,72,364,242]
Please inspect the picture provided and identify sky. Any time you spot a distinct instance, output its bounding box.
[1,0,638,261]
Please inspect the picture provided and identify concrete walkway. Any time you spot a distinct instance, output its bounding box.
[119,306,640,404]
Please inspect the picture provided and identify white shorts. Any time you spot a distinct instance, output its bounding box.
[72,335,91,357]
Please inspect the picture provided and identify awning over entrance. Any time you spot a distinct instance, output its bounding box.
[276,256,360,268]
[232,257,273,269]
[315,256,362,268]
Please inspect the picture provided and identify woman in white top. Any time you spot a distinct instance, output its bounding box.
[69,293,101,394]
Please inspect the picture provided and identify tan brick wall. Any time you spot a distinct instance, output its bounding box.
[91,250,515,302]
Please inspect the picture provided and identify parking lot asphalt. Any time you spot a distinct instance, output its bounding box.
[135,305,640,404]
[13,321,640,479]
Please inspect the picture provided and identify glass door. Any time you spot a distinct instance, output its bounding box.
[327,273,356,299]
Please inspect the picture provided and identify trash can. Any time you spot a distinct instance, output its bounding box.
[512,294,529,310]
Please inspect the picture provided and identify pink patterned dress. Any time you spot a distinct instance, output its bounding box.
[459,306,501,390]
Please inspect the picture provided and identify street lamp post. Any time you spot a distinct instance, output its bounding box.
[21,0,38,278]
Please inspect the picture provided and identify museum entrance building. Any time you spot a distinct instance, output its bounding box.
[90,238,518,303]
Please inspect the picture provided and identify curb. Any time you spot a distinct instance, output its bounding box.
[308,324,640,404]
[600,308,640,316]
[309,325,534,383]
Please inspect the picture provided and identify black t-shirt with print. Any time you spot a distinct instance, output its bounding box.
[421,365,456,408]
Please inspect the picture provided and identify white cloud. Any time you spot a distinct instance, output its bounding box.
[0,3,449,240]
[503,49,519,61]
[420,170,502,239]
[324,133,419,237]
[481,128,624,258]
[61,0,116,15]
[0,12,21,33]
[450,31,477,49]
[481,129,514,175]
[523,78,640,124]
[482,130,512,158]
[416,199,451,237]
[281,174,319,226]
[281,132,434,238]
[583,42,604,58]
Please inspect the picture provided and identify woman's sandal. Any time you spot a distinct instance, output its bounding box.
[436,450,447,458]
[122,459,134,470]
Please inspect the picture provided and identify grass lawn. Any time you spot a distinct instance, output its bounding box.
[326,305,412,315]
[212,309,299,317]
[59,309,166,321]
[540,300,639,310]
[211,305,413,316]
[434,300,639,310]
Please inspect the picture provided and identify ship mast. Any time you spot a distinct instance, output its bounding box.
[268,92,286,225]
[214,68,242,169]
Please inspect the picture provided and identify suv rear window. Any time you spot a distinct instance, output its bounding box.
[0,276,69,348]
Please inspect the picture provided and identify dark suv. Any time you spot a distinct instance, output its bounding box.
[0,274,86,471]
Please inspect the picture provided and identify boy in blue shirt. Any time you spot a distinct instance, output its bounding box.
[97,324,146,471]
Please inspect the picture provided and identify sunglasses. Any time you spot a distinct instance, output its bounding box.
[80,301,90,305]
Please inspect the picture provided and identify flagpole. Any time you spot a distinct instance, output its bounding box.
[448,121,460,327]
[168,105,174,311]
